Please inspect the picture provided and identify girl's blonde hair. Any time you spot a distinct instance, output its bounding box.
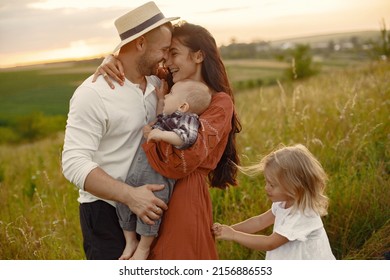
[239,144,329,216]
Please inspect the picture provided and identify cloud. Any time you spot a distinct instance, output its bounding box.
[0,1,123,53]
[203,7,250,14]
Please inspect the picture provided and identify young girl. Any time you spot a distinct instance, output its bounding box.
[212,144,336,260]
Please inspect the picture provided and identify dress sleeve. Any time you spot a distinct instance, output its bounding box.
[274,207,324,242]
[143,93,233,179]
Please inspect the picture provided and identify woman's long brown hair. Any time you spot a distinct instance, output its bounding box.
[172,22,242,189]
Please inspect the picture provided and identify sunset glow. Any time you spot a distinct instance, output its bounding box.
[0,0,389,68]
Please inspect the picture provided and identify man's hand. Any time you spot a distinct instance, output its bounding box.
[126,184,168,225]
[84,168,167,225]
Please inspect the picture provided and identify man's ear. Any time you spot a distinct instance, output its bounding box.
[135,36,146,51]
[179,102,190,113]
[193,50,204,63]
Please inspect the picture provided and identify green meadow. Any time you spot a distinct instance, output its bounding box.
[0,59,389,259]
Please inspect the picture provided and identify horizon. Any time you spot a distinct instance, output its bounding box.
[0,0,389,68]
[0,29,380,70]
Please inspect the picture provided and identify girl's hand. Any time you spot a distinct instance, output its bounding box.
[212,223,235,240]
[212,223,223,236]
[92,54,125,89]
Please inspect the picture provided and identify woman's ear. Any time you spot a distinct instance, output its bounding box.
[179,102,190,113]
[193,50,204,63]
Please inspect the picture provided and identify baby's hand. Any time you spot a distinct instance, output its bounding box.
[147,128,163,142]
[156,65,170,80]
[143,124,152,139]
[155,80,169,100]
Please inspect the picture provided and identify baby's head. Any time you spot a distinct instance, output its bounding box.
[163,80,211,115]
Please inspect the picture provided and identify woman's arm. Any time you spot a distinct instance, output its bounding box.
[143,94,233,179]
[92,54,125,89]
[92,55,171,90]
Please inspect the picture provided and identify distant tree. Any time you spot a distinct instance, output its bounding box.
[379,18,390,60]
[285,44,317,80]
[350,36,359,49]
[371,18,390,61]
[328,40,335,52]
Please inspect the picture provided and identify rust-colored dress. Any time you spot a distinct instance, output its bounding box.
[143,92,233,259]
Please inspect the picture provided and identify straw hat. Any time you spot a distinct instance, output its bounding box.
[113,1,179,52]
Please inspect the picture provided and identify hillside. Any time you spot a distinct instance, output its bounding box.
[0,28,386,144]
[269,30,379,47]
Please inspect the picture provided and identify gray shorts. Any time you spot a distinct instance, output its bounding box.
[116,147,175,236]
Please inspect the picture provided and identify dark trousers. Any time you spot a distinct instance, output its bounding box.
[79,200,125,260]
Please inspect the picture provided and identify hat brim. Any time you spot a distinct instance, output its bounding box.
[113,16,179,53]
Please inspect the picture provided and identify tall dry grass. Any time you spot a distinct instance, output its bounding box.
[212,62,390,259]
[0,135,83,259]
[0,62,388,259]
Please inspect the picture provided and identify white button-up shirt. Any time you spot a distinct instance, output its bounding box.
[62,75,159,206]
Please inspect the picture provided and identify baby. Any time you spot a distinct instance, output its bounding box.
[117,79,212,260]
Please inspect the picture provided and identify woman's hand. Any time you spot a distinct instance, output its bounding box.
[92,54,125,89]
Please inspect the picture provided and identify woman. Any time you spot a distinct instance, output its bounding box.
[95,21,241,259]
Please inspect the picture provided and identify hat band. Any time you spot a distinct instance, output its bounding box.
[119,13,165,41]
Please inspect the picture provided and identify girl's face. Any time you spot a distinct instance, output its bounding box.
[165,38,201,83]
[264,172,294,208]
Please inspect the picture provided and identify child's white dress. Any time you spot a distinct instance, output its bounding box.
[266,202,336,260]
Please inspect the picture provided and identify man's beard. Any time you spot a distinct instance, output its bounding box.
[138,51,158,76]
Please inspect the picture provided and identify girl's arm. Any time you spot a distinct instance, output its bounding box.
[218,228,288,251]
[213,209,287,251]
[231,209,275,234]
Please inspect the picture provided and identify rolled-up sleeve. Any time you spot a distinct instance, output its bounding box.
[62,86,107,190]
[172,114,200,150]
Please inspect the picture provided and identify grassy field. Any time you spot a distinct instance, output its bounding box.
[0,61,98,119]
[0,60,389,259]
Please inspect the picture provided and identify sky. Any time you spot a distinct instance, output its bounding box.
[0,0,389,68]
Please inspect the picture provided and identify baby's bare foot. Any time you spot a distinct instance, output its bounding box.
[130,246,150,260]
[119,239,139,260]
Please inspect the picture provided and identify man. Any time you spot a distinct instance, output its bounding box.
[62,2,179,259]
